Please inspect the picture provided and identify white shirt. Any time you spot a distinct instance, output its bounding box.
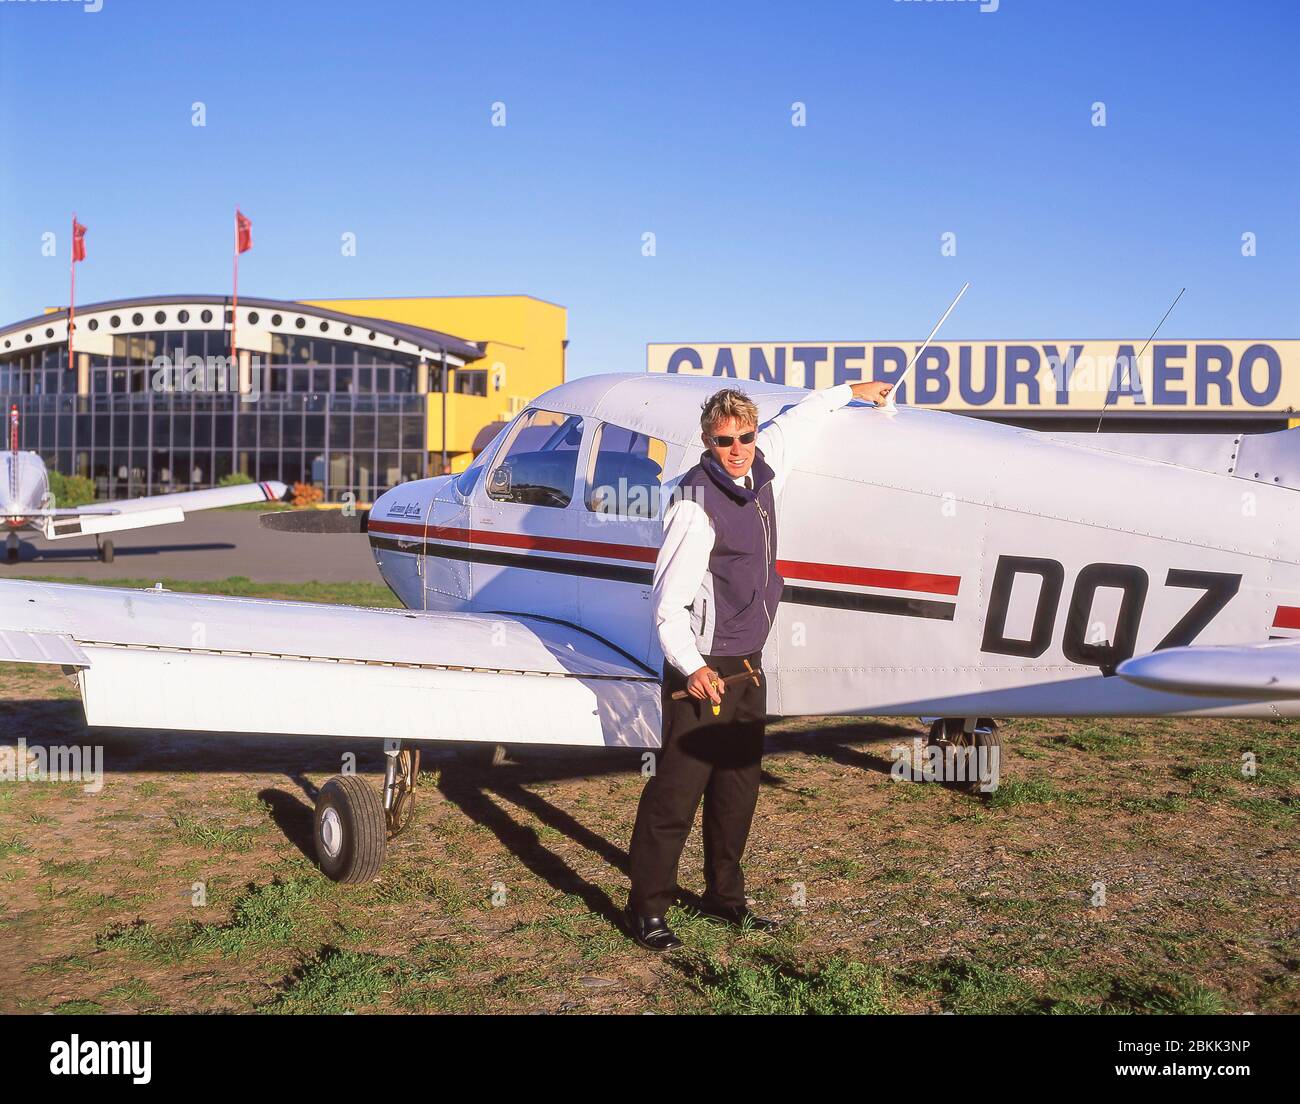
[652,383,857,677]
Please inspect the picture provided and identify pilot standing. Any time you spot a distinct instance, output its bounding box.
[625,377,892,950]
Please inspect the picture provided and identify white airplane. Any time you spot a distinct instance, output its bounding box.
[2,405,287,563]
[1,373,1298,883]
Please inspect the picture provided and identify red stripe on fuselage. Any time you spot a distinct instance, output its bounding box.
[368,518,959,594]
[775,558,960,596]
[368,519,658,563]
[1273,605,1300,630]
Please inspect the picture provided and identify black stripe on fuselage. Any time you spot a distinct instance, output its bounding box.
[782,584,956,621]
[369,536,958,621]
[370,536,653,584]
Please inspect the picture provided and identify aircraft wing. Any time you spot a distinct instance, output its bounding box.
[42,480,287,539]
[12,507,122,517]
[1117,640,1300,700]
[0,580,661,748]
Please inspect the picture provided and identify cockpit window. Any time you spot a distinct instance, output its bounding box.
[455,448,490,498]
[486,409,584,509]
[585,422,666,518]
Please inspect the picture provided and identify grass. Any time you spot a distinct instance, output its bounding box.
[169,813,257,852]
[682,949,893,1015]
[261,942,471,1014]
[96,877,332,963]
[0,834,32,857]
[1053,725,1140,755]
[903,958,1039,1014]
[988,778,1074,808]
[260,947,394,1014]
[39,858,98,879]
[100,977,160,1008]
[189,877,331,956]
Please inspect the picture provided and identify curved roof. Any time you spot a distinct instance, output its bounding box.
[529,372,811,445]
[0,294,483,365]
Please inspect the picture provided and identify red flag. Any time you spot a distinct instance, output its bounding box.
[71,219,87,263]
[236,209,252,254]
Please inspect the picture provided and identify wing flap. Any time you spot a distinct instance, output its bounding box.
[40,480,289,538]
[77,648,659,746]
[1117,640,1300,700]
[45,507,186,539]
[99,480,288,516]
[18,507,122,517]
[0,629,89,667]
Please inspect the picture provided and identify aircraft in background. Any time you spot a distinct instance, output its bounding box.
[1,374,1298,883]
[2,404,287,563]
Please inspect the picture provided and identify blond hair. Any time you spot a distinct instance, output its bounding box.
[700,388,759,437]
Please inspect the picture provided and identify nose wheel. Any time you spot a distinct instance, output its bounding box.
[312,742,420,883]
[5,532,18,564]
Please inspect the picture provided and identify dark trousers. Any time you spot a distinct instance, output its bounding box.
[627,649,766,917]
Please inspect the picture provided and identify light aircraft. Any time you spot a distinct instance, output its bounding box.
[1,373,1298,883]
[2,405,287,563]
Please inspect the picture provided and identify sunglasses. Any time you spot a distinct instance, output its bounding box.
[708,430,756,448]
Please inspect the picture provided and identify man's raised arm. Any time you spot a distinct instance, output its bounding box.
[758,379,891,496]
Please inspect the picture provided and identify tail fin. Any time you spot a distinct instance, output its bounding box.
[6,405,16,502]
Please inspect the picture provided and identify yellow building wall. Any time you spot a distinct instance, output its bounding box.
[302,294,566,472]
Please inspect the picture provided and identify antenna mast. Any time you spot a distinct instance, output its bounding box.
[885,282,970,406]
[1094,288,1185,432]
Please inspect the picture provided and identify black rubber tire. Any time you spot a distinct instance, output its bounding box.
[5,548,16,565]
[314,774,387,883]
[99,539,114,564]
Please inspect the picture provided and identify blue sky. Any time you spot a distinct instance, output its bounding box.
[0,0,1296,377]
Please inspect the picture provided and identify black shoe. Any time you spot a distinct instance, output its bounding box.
[694,902,780,933]
[624,908,683,951]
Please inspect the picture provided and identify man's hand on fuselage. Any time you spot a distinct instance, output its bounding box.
[849,380,892,404]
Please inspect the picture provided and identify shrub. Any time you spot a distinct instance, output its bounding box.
[46,470,97,508]
[219,472,253,487]
[291,482,323,508]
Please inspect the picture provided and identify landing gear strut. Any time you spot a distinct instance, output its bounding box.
[312,740,420,883]
[383,743,420,837]
[926,717,1002,795]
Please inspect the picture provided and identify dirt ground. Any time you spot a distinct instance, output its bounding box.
[0,582,1297,1015]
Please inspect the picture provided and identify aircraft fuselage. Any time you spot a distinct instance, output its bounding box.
[368,374,1300,720]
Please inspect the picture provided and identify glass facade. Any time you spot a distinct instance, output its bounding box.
[0,324,439,502]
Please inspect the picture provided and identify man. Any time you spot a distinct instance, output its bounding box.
[624,377,893,950]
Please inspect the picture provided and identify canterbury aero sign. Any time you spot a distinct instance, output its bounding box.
[646,341,1300,414]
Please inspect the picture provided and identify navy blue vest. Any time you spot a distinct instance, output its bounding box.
[673,446,782,658]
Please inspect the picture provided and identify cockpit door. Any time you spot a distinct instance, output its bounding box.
[575,422,677,667]
[467,408,587,625]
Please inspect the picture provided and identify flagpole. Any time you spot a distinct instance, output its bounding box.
[68,213,77,372]
[231,206,239,363]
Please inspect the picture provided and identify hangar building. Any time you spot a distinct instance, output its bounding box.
[0,294,566,502]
